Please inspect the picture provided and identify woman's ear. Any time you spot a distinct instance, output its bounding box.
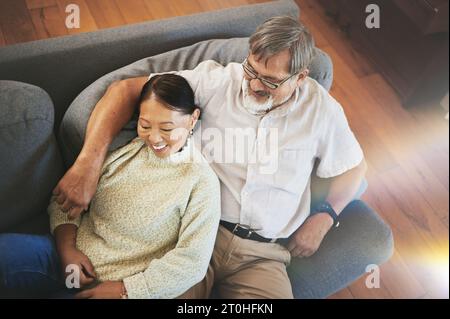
[190,108,201,129]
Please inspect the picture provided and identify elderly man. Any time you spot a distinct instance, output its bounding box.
[54,16,392,298]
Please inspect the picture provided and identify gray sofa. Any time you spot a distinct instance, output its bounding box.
[0,0,393,298]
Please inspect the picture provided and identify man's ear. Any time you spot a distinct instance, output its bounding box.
[296,69,309,86]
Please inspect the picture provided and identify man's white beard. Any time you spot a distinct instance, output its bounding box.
[242,79,274,115]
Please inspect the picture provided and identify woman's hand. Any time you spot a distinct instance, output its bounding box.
[75,281,125,299]
[60,246,97,288]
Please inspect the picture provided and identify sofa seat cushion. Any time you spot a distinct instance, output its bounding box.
[0,81,64,233]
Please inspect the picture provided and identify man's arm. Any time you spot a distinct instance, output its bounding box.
[288,159,368,257]
[54,77,148,219]
[325,158,368,216]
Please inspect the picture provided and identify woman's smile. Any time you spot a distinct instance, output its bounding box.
[151,143,169,153]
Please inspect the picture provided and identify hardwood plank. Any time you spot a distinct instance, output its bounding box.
[399,155,449,222]
[0,26,6,47]
[56,0,98,34]
[379,167,448,253]
[114,0,152,24]
[0,0,38,45]
[165,0,204,17]
[198,0,228,12]
[29,5,69,40]
[213,0,270,11]
[86,0,126,29]
[26,0,56,10]
[143,0,178,20]
[365,166,446,254]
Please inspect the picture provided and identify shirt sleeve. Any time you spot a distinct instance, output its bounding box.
[48,195,81,234]
[316,99,364,178]
[122,167,221,299]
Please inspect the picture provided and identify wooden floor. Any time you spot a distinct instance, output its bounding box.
[0,0,448,299]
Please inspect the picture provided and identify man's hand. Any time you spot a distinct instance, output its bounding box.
[75,281,124,299]
[53,156,102,220]
[287,213,334,258]
[60,246,97,288]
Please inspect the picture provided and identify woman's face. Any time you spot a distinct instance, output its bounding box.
[138,95,199,158]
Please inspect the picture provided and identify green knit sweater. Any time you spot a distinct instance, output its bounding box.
[49,137,221,298]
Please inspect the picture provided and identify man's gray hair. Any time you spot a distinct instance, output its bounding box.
[249,16,315,74]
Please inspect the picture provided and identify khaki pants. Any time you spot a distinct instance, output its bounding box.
[179,225,294,299]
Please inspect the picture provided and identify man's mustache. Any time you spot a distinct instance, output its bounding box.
[250,87,270,97]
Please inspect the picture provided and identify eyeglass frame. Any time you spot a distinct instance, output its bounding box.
[242,57,299,90]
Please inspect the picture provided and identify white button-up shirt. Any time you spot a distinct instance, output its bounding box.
[150,60,364,238]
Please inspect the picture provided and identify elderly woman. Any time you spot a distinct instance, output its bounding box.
[0,74,220,299]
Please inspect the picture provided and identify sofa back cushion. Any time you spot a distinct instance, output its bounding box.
[0,81,64,233]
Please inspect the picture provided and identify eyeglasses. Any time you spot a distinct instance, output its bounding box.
[242,58,298,90]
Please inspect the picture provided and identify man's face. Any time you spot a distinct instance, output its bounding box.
[242,49,307,114]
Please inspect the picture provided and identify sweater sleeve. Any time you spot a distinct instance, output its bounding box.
[123,167,221,299]
[48,195,81,234]
[47,139,145,235]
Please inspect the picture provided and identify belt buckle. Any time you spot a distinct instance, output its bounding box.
[233,223,253,238]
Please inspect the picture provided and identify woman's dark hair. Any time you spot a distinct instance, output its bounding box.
[138,74,199,116]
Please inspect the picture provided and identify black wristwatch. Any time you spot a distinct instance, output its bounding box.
[310,201,340,228]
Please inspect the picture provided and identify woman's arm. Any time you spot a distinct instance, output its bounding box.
[49,199,96,287]
[54,224,97,288]
[54,224,77,253]
[54,77,148,220]
[122,171,221,299]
